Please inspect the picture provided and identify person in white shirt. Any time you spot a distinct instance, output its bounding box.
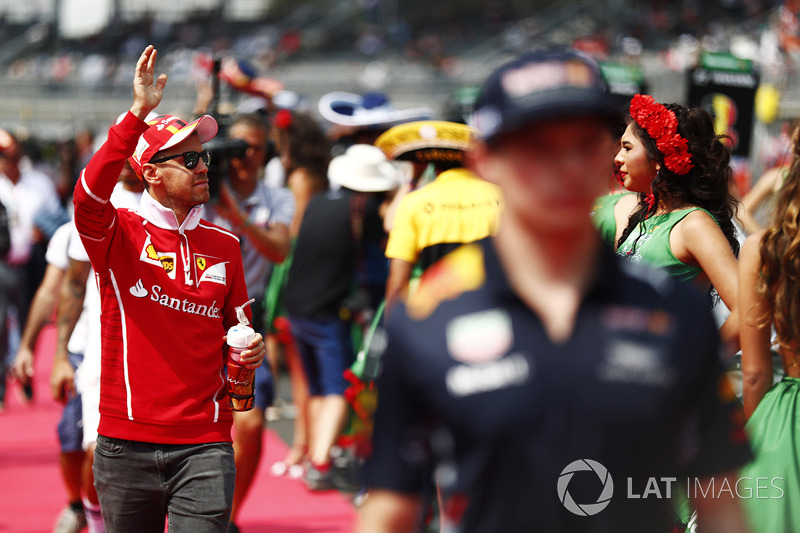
[0,128,61,410]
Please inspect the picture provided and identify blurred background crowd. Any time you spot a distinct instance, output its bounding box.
[0,0,799,180]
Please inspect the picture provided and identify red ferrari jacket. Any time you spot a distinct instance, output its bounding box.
[73,112,250,444]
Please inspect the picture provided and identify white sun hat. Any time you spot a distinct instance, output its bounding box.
[328,144,401,192]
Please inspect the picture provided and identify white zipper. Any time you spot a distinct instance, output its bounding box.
[180,234,193,286]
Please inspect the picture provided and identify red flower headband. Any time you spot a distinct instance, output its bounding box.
[273,109,292,130]
[629,94,693,175]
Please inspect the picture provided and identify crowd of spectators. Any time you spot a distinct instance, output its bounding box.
[0,0,790,89]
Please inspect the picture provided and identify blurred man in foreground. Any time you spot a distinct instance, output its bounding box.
[358,49,752,533]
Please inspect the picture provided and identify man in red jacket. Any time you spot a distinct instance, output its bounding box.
[72,45,265,533]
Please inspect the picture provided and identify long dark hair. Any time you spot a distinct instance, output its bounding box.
[280,111,330,189]
[617,104,740,258]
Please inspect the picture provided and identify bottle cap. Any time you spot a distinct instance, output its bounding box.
[227,324,256,349]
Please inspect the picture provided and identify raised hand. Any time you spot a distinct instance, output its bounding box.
[131,45,168,120]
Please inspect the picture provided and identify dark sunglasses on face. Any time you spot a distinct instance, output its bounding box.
[150,150,211,169]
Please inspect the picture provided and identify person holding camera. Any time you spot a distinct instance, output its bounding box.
[204,113,295,533]
[72,46,265,532]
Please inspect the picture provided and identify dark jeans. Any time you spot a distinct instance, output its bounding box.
[289,314,353,397]
[93,435,235,533]
[0,262,30,403]
[56,352,84,452]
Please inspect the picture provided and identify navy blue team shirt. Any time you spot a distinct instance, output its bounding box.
[362,237,751,533]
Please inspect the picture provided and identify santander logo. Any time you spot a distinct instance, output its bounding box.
[127,279,221,319]
[130,279,148,298]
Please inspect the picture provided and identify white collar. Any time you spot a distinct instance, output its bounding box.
[138,190,205,233]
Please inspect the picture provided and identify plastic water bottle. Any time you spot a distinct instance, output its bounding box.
[226,299,256,411]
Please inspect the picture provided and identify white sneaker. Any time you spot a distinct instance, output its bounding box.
[53,506,87,533]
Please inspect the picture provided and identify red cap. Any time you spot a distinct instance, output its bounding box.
[129,114,218,176]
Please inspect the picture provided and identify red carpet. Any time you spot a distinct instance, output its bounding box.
[0,325,356,533]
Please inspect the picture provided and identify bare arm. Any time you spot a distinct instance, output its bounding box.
[739,167,783,236]
[691,472,751,533]
[674,211,740,353]
[216,185,291,263]
[12,263,65,385]
[355,490,423,533]
[287,168,316,238]
[738,231,774,419]
[383,183,411,234]
[192,78,214,117]
[241,221,290,264]
[50,258,91,403]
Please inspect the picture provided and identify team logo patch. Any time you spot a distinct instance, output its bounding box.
[446,309,513,364]
[160,255,174,273]
[597,339,677,387]
[194,254,228,286]
[600,306,675,336]
[140,242,160,265]
[158,253,176,279]
[139,239,177,279]
[406,244,485,320]
[200,262,227,286]
[129,279,148,298]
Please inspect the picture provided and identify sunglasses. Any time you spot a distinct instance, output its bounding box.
[150,150,211,170]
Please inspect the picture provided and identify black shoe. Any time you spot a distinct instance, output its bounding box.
[227,521,240,533]
[331,455,362,494]
[305,465,336,491]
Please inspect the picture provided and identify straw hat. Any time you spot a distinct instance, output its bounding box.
[375,120,475,163]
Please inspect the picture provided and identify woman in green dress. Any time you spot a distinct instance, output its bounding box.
[592,94,740,349]
[739,142,800,531]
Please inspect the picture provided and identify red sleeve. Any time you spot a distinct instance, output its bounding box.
[72,112,148,270]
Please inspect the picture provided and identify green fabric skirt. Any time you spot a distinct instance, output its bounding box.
[264,246,294,335]
[740,376,800,532]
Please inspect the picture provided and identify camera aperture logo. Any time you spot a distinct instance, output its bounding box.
[558,459,614,516]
